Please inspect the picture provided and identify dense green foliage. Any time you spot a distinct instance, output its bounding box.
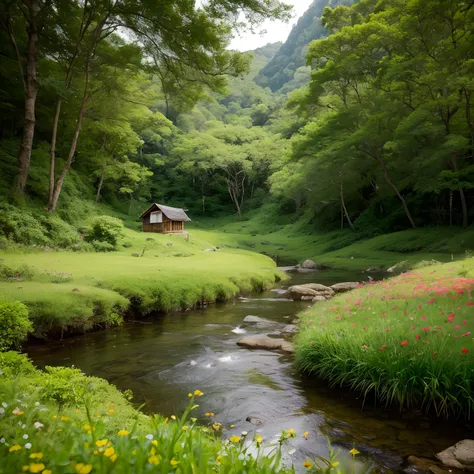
[0,301,32,350]
[83,216,124,251]
[295,258,474,417]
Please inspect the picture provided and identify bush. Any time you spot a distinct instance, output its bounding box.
[0,262,35,281]
[83,216,124,250]
[91,240,116,252]
[39,214,80,248]
[0,204,49,246]
[0,351,37,377]
[0,300,33,350]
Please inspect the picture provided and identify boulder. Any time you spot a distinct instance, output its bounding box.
[243,315,269,323]
[312,295,327,302]
[237,336,293,353]
[437,440,474,470]
[246,416,264,426]
[288,283,334,301]
[282,324,298,334]
[301,259,317,269]
[331,282,360,293]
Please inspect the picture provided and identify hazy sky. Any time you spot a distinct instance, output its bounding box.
[229,0,314,51]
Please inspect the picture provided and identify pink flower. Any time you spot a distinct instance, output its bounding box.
[447,313,455,322]
[311,341,315,345]
[467,302,474,307]
[417,305,422,309]
[386,327,390,332]
[415,335,420,339]
[400,340,408,346]
[427,299,435,304]
[462,332,471,337]
[463,320,467,325]
[440,311,444,315]
[454,325,461,329]
[421,316,427,321]
[422,327,429,332]
[410,326,416,330]
[403,312,408,316]
[379,345,387,351]
[381,313,387,317]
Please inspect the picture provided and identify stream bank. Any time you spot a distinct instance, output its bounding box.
[26,269,472,472]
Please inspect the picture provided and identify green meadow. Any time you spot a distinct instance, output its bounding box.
[0,227,282,336]
[295,258,474,417]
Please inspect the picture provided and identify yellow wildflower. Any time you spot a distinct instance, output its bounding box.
[13,408,24,415]
[148,455,160,465]
[303,431,309,440]
[287,428,295,436]
[9,444,22,452]
[212,423,222,431]
[151,440,158,446]
[193,389,204,396]
[95,439,108,447]
[52,416,57,419]
[83,424,93,433]
[187,393,192,398]
[332,462,340,467]
[229,436,241,443]
[104,447,115,458]
[303,461,312,469]
[29,464,45,473]
[61,416,70,421]
[182,426,189,431]
[150,447,156,456]
[230,424,235,428]
[43,470,52,474]
[22,466,29,472]
[93,450,99,455]
[349,448,360,456]
[30,453,43,460]
[83,442,89,449]
[109,454,117,462]
[132,450,137,455]
[108,409,115,415]
[170,459,179,467]
[255,434,263,444]
[75,464,92,474]
[164,417,169,423]
[205,412,214,417]
[117,430,129,436]
[171,415,176,420]
[216,455,223,465]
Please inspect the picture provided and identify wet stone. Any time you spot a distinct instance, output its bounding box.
[246,416,264,426]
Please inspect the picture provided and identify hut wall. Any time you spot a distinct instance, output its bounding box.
[142,212,185,233]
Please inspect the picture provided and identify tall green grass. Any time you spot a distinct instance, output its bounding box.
[295,258,474,418]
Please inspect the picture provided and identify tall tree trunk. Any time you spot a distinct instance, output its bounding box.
[451,155,469,229]
[49,97,62,203]
[95,164,105,202]
[376,155,416,229]
[340,181,355,231]
[9,6,40,193]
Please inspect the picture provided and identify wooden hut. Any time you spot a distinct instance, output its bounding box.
[140,203,191,233]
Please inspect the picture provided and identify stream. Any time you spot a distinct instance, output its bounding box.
[27,270,471,473]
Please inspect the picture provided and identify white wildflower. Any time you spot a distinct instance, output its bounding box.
[0,438,5,444]
[23,434,28,440]
[2,402,7,408]
[0,408,4,415]
[25,443,32,449]
[34,422,44,429]
[145,434,153,440]
[35,402,40,407]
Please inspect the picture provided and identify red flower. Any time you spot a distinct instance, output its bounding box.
[421,316,427,320]
[463,320,467,325]
[311,341,315,345]
[427,299,435,304]
[417,305,422,309]
[467,302,474,307]
[379,345,387,351]
[400,340,408,346]
[447,313,455,322]
[422,327,429,332]
[454,325,461,329]
[461,348,469,354]
[415,335,420,339]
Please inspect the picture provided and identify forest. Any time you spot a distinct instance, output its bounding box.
[0,0,473,249]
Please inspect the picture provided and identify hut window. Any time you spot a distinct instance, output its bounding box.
[150,211,162,223]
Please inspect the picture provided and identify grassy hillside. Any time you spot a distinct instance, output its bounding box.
[189,208,474,270]
[0,227,282,337]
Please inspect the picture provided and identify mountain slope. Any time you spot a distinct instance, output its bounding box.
[255,0,354,92]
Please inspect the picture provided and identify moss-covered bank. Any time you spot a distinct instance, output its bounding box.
[0,228,283,337]
[294,258,474,418]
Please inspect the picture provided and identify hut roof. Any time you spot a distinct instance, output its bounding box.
[140,203,191,222]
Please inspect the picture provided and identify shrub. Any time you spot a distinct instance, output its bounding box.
[38,366,88,405]
[44,270,73,283]
[0,262,35,281]
[91,240,115,252]
[39,214,80,248]
[0,204,49,246]
[0,300,33,350]
[0,351,37,377]
[83,216,124,250]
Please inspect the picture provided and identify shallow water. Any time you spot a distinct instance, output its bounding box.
[27,270,471,472]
